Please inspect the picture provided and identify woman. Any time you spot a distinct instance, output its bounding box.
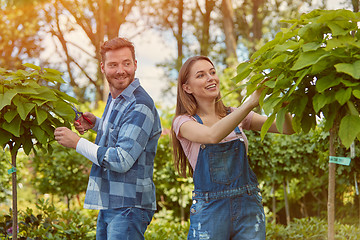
[171,56,294,240]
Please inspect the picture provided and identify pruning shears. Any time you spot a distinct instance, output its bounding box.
[71,104,93,125]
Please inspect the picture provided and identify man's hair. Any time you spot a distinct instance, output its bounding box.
[100,37,136,62]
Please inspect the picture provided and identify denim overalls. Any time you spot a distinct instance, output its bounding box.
[187,115,265,240]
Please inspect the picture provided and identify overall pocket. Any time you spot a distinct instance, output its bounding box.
[208,144,242,185]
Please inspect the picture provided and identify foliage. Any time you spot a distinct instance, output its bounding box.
[0,64,77,155]
[235,9,360,148]
[145,216,189,240]
[0,199,96,240]
[266,217,360,239]
[30,144,90,209]
[153,133,193,222]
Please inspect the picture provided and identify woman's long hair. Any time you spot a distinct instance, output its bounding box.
[171,56,229,177]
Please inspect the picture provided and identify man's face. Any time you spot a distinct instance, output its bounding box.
[101,47,137,98]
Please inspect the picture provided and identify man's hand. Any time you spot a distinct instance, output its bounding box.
[54,127,81,149]
[74,112,96,135]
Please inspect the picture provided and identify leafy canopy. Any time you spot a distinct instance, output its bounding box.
[0,63,77,155]
[234,9,360,148]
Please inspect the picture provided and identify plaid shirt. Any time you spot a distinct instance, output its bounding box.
[84,79,161,210]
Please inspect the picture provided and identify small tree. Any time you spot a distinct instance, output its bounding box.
[0,64,76,239]
[234,9,360,239]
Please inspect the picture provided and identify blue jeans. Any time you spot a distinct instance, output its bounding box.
[96,207,154,240]
[187,191,265,240]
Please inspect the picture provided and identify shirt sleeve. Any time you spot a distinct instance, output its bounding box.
[76,138,100,165]
[96,103,156,173]
[172,115,194,139]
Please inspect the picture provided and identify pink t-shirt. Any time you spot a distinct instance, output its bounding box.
[173,109,254,170]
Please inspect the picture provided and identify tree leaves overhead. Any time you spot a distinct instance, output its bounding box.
[234,9,360,148]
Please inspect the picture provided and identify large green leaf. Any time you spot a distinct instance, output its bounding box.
[275,108,287,134]
[261,113,276,140]
[31,125,47,144]
[335,88,352,105]
[0,128,12,146]
[0,90,17,111]
[312,93,327,113]
[35,106,48,125]
[291,50,330,70]
[12,95,36,120]
[2,116,21,137]
[23,63,41,70]
[52,100,75,121]
[339,115,360,148]
[315,76,341,93]
[335,60,360,79]
[4,110,18,123]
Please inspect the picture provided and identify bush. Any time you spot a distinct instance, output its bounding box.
[266,217,360,240]
[0,199,96,240]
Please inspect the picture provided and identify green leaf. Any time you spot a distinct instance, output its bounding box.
[312,93,327,113]
[347,101,359,116]
[301,113,315,133]
[261,114,276,140]
[328,22,350,36]
[23,63,41,71]
[31,125,47,144]
[335,60,360,79]
[54,90,79,105]
[302,42,321,52]
[290,96,308,116]
[35,106,48,125]
[335,88,352,105]
[22,134,33,155]
[263,97,282,115]
[291,49,330,70]
[276,108,287,134]
[0,129,12,146]
[41,72,65,84]
[341,79,359,87]
[233,62,252,83]
[52,100,75,121]
[12,96,36,120]
[353,89,360,99]
[339,115,360,148]
[2,116,21,137]
[0,90,17,111]
[315,76,341,92]
[4,110,18,123]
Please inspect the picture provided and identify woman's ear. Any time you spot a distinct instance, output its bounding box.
[182,83,192,94]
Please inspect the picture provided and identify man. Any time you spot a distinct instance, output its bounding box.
[54,37,162,239]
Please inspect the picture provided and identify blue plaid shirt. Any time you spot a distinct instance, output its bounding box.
[84,79,161,210]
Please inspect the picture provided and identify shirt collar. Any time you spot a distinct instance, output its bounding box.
[111,78,140,101]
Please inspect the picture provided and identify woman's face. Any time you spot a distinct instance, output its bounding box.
[182,59,220,101]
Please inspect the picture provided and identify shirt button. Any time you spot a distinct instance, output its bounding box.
[193,200,197,204]
[191,208,196,213]
[200,144,206,149]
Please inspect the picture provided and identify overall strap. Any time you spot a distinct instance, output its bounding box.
[193,114,203,124]
[193,114,242,134]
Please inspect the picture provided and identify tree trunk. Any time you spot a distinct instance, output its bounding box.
[11,149,18,240]
[328,127,336,240]
[221,0,237,66]
[272,183,276,223]
[352,0,359,12]
[283,181,290,226]
[199,0,215,56]
[176,0,184,71]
